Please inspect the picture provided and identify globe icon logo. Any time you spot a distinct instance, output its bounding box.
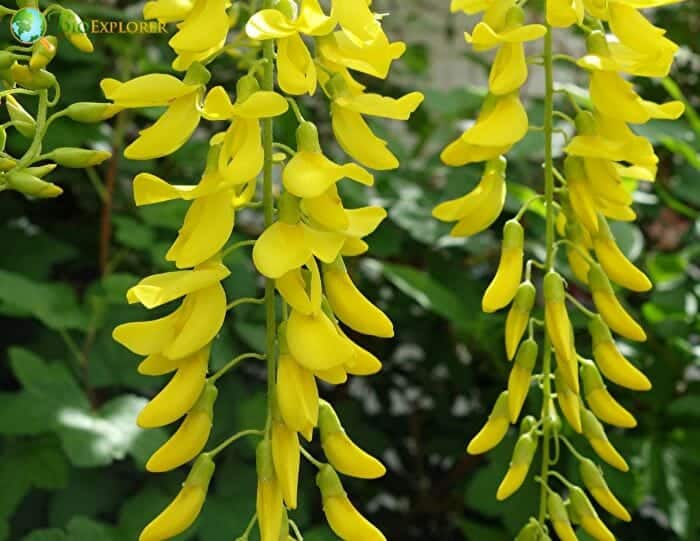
[10,7,47,45]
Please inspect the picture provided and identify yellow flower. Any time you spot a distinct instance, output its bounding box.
[137,346,210,428]
[330,0,382,45]
[319,400,386,479]
[283,122,374,199]
[608,4,679,58]
[467,391,511,454]
[555,368,582,433]
[167,0,231,70]
[543,272,578,390]
[318,30,406,80]
[483,220,524,313]
[276,258,323,316]
[327,73,424,170]
[276,351,319,437]
[101,67,209,160]
[507,339,538,422]
[588,316,651,391]
[433,157,507,237]
[202,77,289,183]
[271,415,301,509]
[465,5,546,52]
[144,0,195,23]
[579,457,632,522]
[140,454,215,541]
[441,93,527,166]
[256,441,284,541]
[113,279,227,360]
[316,465,386,541]
[286,308,354,371]
[146,383,217,472]
[593,216,652,292]
[246,0,336,95]
[547,491,578,541]
[504,281,536,360]
[547,0,584,27]
[496,431,537,500]
[569,485,616,541]
[581,407,629,471]
[323,260,394,338]
[581,359,637,428]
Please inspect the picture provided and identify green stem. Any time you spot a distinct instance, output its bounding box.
[538,19,556,526]
[16,89,48,170]
[261,2,277,436]
[221,239,256,258]
[207,429,264,458]
[300,446,325,469]
[560,435,588,462]
[208,352,266,383]
[226,297,265,310]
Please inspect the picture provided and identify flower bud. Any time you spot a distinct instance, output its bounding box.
[276,352,318,437]
[547,491,578,541]
[507,338,538,422]
[593,216,651,292]
[6,170,62,198]
[30,36,58,70]
[581,407,628,472]
[146,383,218,473]
[43,148,112,168]
[496,431,538,500]
[271,410,301,509]
[505,280,536,360]
[554,368,582,433]
[579,457,631,522]
[581,359,637,428]
[11,63,57,90]
[296,121,322,152]
[483,219,524,313]
[139,454,215,541]
[544,271,577,390]
[588,263,646,342]
[63,102,122,123]
[467,390,510,455]
[568,485,615,541]
[257,440,284,541]
[6,95,36,138]
[319,400,386,479]
[316,465,386,541]
[59,9,94,53]
[565,156,599,234]
[588,315,651,391]
[515,520,546,541]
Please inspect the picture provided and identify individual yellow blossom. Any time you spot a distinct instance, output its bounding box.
[569,485,616,541]
[440,93,527,166]
[507,339,538,422]
[608,4,679,59]
[316,465,386,541]
[544,271,578,390]
[319,400,386,479]
[555,368,582,433]
[593,216,652,292]
[202,77,289,183]
[483,220,524,313]
[581,407,629,472]
[146,383,217,472]
[257,441,284,541]
[465,5,546,52]
[286,307,353,371]
[276,351,319,438]
[588,316,651,391]
[547,491,578,541]
[101,66,210,160]
[547,0,584,27]
[326,72,424,170]
[329,0,383,46]
[433,157,507,237]
[496,431,537,500]
[271,412,301,509]
[137,346,210,428]
[579,457,632,522]
[504,281,536,360]
[140,454,215,541]
[246,0,336,95]
[467,391,511,454]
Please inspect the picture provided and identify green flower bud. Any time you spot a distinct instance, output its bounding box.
[11,63,56,90]
[6,95,36,138]
[63,102,122,123]
[296,121,322,153]
[43,148,112,168]
[6,170,62,198]
[30,36,58,70]
[59,9,94,53]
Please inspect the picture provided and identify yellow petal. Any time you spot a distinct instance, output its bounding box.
[253,222,311,279]
[489,42,527,95]
[169,0,229,53]
[219,119,265,184]
[113,307,183,356]
[335,91,424,120]
[283,151,373,198]
[286,309,352,371]
[323,496,386,541]
[331,104,398,170]
[144,0,195,23]
[277,34,317,96]
[125,93,201,160]
[245,9,297,40]
[231,91,289,119]
[102,74,194,107]
[462,93,528,147]
[202,85,235,120]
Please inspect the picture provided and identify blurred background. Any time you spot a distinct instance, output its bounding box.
[0,1,698,540]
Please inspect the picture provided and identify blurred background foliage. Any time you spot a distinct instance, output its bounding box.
[0,1,699,540]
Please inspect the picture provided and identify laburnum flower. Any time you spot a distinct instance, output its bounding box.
[325,72,424,170]
[245,0,336,95]
[202,75,289,182]
[100,64,210,160]
[160,0,232,71]
[441,92,527,166]
[547,0,584,28]
[113,261,229,361]
[330,0,383,45]
[463,2,546,95]
[433,157,508,237]
[132,145,239,269]
[143,0,195,23]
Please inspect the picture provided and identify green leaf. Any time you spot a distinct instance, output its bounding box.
[0,270,87,330]
[113,216,156,250]
[379,261,472,327]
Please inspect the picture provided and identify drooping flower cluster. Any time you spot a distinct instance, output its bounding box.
[437,0,684,538]
[110,1,422,540]
[0,3,113,199]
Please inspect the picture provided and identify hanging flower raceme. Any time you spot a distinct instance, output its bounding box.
[436,0,685,537]
[110,0,421,540]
